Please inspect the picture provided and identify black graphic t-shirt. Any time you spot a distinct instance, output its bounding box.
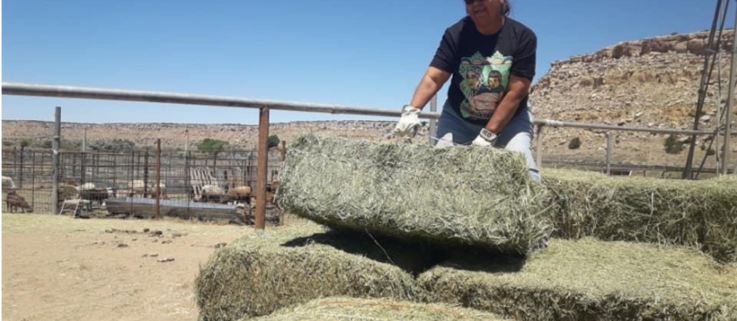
[430,17,537,125]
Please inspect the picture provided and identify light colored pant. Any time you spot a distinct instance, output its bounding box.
[435,102,541,182]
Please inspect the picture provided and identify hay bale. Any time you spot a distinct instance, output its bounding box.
[247,297,511,321]
[542,169,737,262]
[195,221,429,321]
[420,238,737,321]
[278,135,554,255]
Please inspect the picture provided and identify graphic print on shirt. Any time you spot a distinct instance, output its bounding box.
[459,51,513,120]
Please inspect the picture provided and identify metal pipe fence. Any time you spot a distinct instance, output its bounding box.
[3,81,735,225]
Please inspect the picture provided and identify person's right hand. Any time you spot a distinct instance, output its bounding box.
[394,105,422,138]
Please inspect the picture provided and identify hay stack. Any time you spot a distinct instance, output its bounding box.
[247,297,510,321]
[420,238,737,321]
[542,169,737,262]
[278,135,554,255]
[195,221,429,321]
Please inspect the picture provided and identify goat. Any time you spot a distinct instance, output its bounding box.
[5,191,33,213]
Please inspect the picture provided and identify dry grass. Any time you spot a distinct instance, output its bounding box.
[194,221,427,321]
[420,238,737,321]
[247,297,510,321]
[542,169,737,262]
[278,135,554,255]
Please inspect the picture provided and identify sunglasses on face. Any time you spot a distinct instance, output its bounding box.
[464,0,487,4]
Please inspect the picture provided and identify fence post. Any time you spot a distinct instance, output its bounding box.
[606,133,613,176]
[536,125,544,169]
[13,146,17,183]
[52,106,61,215]
[81,151,87,184]
[255,107,269,230]
[429,95,438,145]
[143,149,149,197]
[185,151,191,201]
[31,151,35,209]
[155,139,161,219]
[280,140,286,162]
[19,146,24,188]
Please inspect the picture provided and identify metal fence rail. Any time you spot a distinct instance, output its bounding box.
[3,81,735,228]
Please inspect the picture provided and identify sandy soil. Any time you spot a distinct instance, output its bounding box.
[2,214,253,321]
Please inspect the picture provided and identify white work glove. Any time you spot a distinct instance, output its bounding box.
[472,128,498,147]
[394,105,422,138]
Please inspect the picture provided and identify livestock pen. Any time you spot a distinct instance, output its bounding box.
[1,146,282,218]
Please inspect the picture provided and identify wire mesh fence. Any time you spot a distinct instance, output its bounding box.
[2,147,282,215]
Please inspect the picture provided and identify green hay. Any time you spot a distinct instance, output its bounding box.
[278,135,554,255]
[420,238,737,321]
[247,297,510,321]
[195,221,430,321]
[542,169,737,262]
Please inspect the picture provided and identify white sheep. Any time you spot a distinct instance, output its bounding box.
[78,183,97,191]
[2,176,16,190]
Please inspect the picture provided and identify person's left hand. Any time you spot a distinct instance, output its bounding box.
[471,128,498,147]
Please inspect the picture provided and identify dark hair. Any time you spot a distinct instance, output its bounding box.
[502,1,511,16]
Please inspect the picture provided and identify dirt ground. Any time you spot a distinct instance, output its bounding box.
[2,213,255,321]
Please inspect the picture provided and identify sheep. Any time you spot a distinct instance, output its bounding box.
[147,183,167,199]
[223,186,252,204]
[2,176,16,190]
[200,185,224,203]
[122,180,147,197]
[5,191,33,213]
[78,183,96,191]
[79,188,112,207]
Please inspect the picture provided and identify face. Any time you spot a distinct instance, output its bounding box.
[464,0,503,25]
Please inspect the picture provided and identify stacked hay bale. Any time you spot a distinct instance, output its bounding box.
[278,135,554,255]
[197,135,737,321]
[542,169,737,262]
[420,238,737,321]
[195,221,430,321]
[247,297,511,321]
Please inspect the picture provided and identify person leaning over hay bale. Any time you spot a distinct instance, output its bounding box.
[395,0,540,182]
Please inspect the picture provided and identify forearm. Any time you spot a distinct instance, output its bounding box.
[485,76,531,134]
[409,67,450,109]
[484,90,526,134]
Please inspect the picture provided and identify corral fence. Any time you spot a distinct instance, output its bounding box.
[2,147,282,214]
[2,82,735,229]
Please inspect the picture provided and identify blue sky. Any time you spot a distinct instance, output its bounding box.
[2,0,726,124]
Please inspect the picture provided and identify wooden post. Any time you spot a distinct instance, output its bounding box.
[52,107,61,215]
[255,107,269,230]
[143,149,149,197]
[606,133,613,176]
[280,140,287,162]
[155,139,161,219]
[536,125,544,169]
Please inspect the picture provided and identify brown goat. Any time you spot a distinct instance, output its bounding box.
[5,191,33,213]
